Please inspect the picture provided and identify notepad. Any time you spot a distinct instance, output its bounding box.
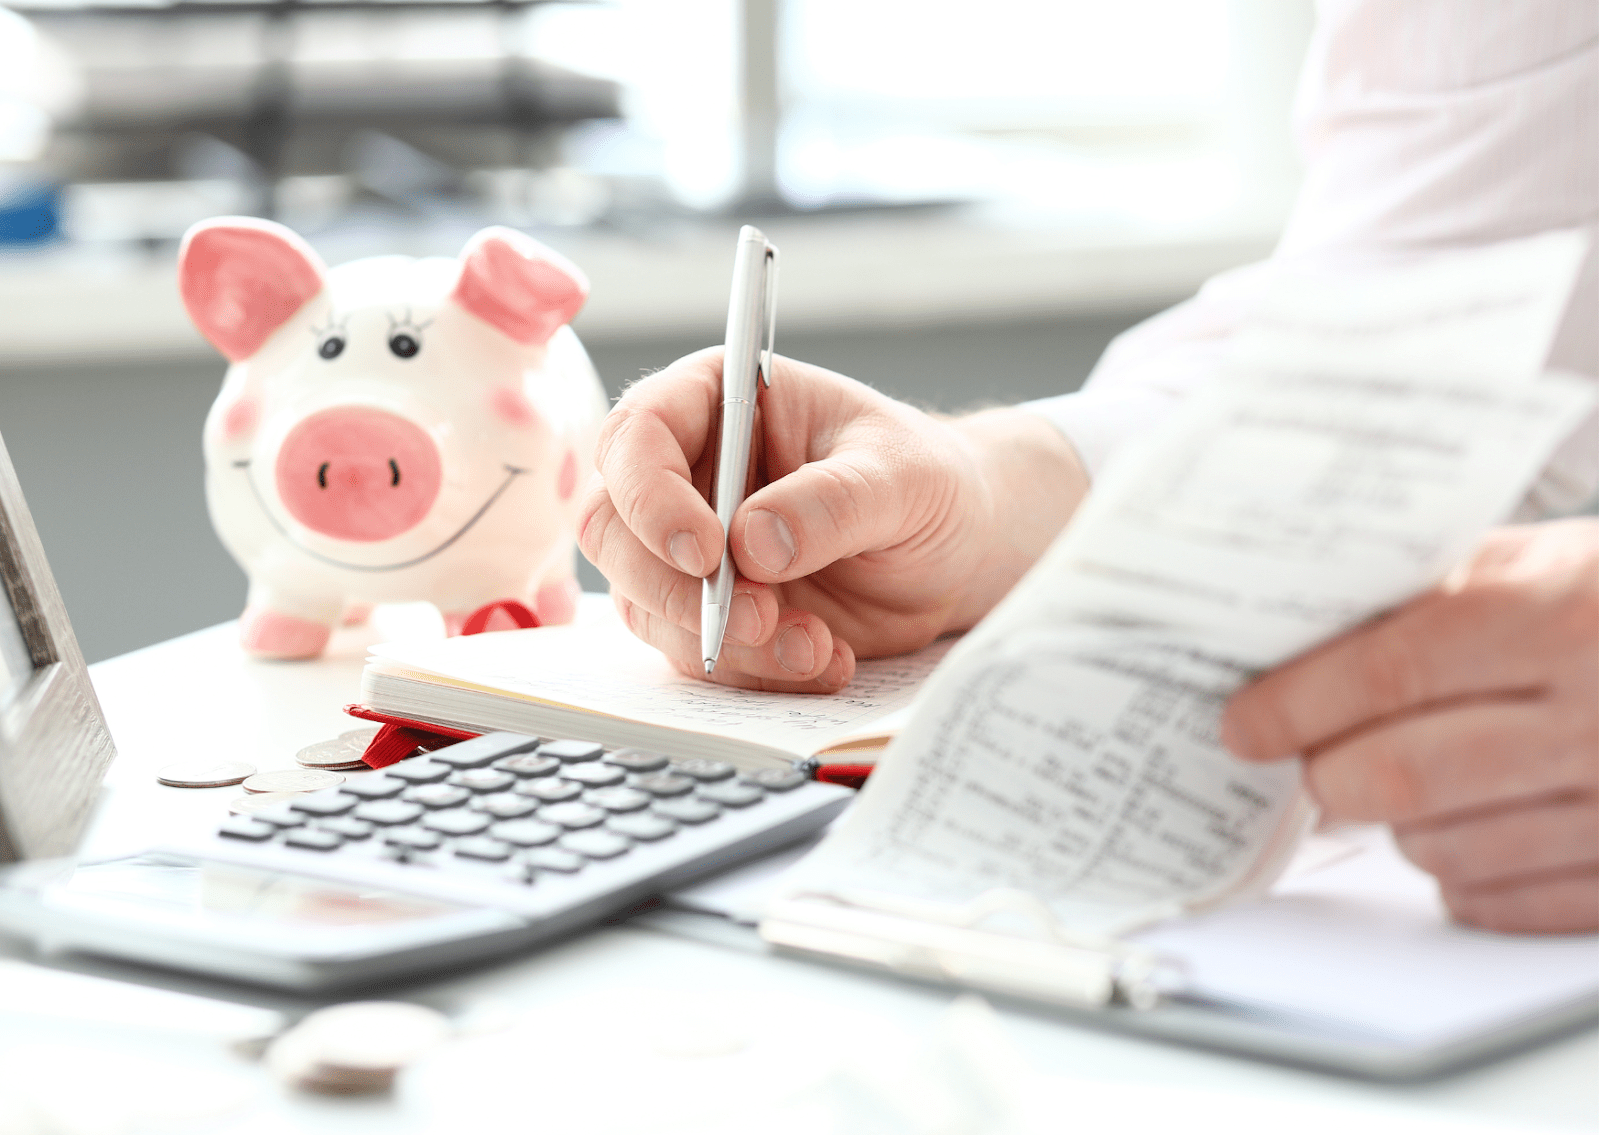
[361,601,954,773]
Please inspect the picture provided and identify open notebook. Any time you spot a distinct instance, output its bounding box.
[361,600,954,776]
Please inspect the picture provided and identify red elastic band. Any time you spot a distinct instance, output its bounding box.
[460,599,541,636]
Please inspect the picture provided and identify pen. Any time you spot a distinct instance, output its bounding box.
[702,225,779,674]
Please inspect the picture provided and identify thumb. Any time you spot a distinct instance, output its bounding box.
[729,447,930,582]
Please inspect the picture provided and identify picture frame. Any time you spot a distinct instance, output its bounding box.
[0,428,116,862]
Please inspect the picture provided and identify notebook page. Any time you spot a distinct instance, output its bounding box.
[369,609,955,761]
[785,232,1594,936]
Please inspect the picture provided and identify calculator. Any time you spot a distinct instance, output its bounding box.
[0,733,852,992]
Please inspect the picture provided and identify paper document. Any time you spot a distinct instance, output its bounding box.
[785,232,1595,936]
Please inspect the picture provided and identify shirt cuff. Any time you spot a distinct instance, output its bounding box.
[1018,385,1186,480]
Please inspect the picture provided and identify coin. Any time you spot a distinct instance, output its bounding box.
[296,736,372,769]
[228,791,304,815]
[339,727,381,745]
[267,1001,452,1095]
[242,769,346,794]
[157,759,257,788]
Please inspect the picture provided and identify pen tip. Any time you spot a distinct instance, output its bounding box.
[703,659,716,675]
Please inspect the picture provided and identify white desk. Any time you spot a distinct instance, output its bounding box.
[0,618,1593,1134]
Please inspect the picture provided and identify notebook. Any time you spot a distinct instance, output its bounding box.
[359,599,954,778]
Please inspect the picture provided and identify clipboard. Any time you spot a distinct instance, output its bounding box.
[646,827,1599,1081]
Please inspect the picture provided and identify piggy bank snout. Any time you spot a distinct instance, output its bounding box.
[274,408,442,542]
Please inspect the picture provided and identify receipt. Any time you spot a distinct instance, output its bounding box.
[785,231,1595,936]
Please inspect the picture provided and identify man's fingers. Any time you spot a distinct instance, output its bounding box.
[730,436,949,584]
[616,595,848,687]
[580,487,780,645]
[1223,584,1569,762]
[1394,793,1598,888]
[1442,869,1599,935]
[1304,699,1597,824]
[591,351,725,580]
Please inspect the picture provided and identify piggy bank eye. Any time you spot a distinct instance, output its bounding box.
[388,333,420,359]
[318,336,345,360]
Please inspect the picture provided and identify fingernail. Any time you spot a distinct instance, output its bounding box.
[668,530,704,576]
[775,625,816,674]
[744,509,796,575]
[726,593,761,645]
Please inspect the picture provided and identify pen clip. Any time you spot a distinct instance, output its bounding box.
[758,245,778,388]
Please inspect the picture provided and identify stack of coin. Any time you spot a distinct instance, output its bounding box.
[228,791,304,816]
[241,768,348,794]
[156,759,257,789]
[295,728,381,772]
[266,1002,453,1094]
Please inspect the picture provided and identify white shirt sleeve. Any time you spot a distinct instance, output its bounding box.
[1025,0,1598,516]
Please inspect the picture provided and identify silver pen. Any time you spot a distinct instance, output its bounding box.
[702,225,779,674]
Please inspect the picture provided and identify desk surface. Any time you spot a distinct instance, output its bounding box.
[0,615,1592,1133]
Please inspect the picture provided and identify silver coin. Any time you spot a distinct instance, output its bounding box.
[229,791,304,815]
[242,769,346,794]
[157,758,257,788]
[296,736,371,769]
[339,727,382,745]
[268,1001,451,1094]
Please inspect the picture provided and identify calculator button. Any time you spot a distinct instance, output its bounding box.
[585,787,652,813]
[493,753,561,779]
[604,748,668,773]
[218,817,276,841]
[540,802,607,829]
[515,778,583,803]
[453,837,513,862]
[471,793,540,819]
[384,760,452,785]
[314,816,374,840]
[540,740,604,764]
[285,827,344,851]
[653,798,721,824]
[290,790,358,816]
[422,809,492,836]
[606,813,676,841]
[404,784,471,810]
[522,848,584,874]
[385,827,443,851]
[340,775,407,799]
[559,830,631,859]
[698,782,764,808]
[450,768,516,794]
[353,799,425,826]
[564,763,625,788]
[489,819,562,847]
[248,804,306,828]
[634,773,695,797]
[672,759,736,782]
[743,768,808,792]
[429,733,541,770]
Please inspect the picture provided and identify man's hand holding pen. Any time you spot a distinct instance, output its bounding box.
[577,348,1087,692]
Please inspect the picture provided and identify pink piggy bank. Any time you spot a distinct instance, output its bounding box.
[179,217,608,659]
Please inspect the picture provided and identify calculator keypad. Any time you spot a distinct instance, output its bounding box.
[216,735,815,886]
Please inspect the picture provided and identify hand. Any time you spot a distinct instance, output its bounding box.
[1223,519,1598,934]
[578,348,1086,691]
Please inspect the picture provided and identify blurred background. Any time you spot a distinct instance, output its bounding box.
[0,0,1311,662]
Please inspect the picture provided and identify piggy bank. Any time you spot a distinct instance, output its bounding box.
[178,217,608,659]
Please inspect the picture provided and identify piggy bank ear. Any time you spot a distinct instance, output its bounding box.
[179,217,326,362]
[452,227,588,347]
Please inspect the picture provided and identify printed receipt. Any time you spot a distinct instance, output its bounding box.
[786,232,1597,936]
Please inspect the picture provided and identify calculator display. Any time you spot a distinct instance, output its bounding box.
[61,853,470,927]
